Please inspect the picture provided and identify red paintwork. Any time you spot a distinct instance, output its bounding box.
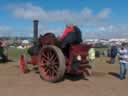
[66,44,91,74]
[19,54,26,73]
[27,55,38,65]
[39,33,58,46]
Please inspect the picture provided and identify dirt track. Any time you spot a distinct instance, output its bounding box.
[0,57,128,96]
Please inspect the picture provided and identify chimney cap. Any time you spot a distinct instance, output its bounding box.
[33,20,39,22]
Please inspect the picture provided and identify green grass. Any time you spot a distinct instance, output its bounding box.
[5,47,108,61]
[95,48,107,52]
[6,48,28,61]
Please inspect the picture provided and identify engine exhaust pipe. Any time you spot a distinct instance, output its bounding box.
[33,20,39,43]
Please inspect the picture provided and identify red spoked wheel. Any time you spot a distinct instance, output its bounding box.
[38,45,66,82]
[19,54,27,74]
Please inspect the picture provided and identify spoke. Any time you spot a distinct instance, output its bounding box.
[40,58,47,64]
[53,64,59,70]
[46,51,50,58]
[51,59,59,66]
[52,63,59,66]
[44,67,49,73]
[54,64,59,68]
[54,57,58,62]
[51,70,56,77]
[51,60,58,65]
[45,51,50,60]
[47,68,52,77]
[46,66,57,78]
[41,52,48,60]
[51,68,57,77]
[53,65,58,69]
[40,63,48,68]
[50,54,56,61]
[50,50,53,57]
[51,57,58,64]
[52,67,57,75]
[48,50,52,58]
[47,50,53,61]
[40,64,46,68]
[41,65,49,72]
[46,68,50,76]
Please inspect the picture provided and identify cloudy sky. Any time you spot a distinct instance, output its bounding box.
[0,0,128,39]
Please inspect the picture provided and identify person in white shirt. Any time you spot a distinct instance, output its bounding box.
[118,43,128,80]
[88,45,95,68]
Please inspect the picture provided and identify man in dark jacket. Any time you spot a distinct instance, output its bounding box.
[110,45,118,64]
[60,24,82,57]
[60,24,82,47]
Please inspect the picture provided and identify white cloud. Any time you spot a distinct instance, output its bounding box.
[97,8,111,19]
[0,26,12,36]
[81,8,92,19]
[4,3,128,39]
[98,26,106,31]
[0,25,32,37]
[0,26,11,32]
[7,3,111,25]
[0,24,62,37]
[12,3,47,20]
[85,24,128,39]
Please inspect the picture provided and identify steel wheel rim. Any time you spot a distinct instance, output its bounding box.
[39,47,60,81]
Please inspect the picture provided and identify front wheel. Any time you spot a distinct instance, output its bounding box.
[38,45,66,82]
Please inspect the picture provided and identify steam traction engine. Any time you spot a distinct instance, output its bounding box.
[19,20,91,82]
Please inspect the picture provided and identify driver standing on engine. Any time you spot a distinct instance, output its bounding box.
[60,24,82,58]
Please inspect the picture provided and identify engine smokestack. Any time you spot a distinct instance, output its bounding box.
[33,20,39,43]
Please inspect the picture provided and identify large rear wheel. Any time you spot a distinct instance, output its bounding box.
[38,45,66,82]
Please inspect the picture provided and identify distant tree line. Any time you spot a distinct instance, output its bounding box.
[0,37,33,40]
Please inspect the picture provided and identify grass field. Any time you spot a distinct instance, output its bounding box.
[6,47,108,61]
[6,48,28,61]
